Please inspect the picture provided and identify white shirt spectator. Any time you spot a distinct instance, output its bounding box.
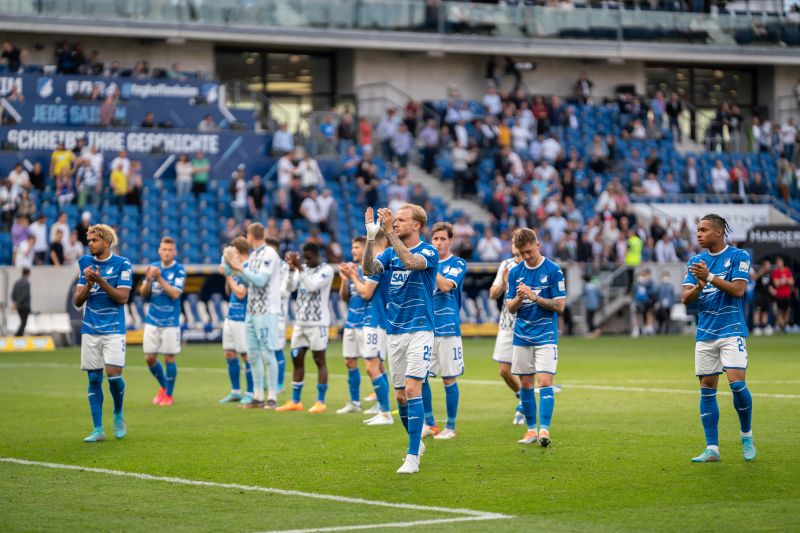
[272,129,294,153]
[299,195,322,224]
[482,91,502,116]
[711,165,730,194]
[454,123,469,149]
[277,155,296,189]
[544,215,568,242]
[534,162,557,183]
[317,191,335,222]
[175,160,194,184]
[642,176,663,198]
[110,155,130,177]
[297,157,323,189]
[50,220,70,250]
[376,112,400,141]
[232,178,247,209]
[529,138,543,161]
[64,238,84,265]
[541,137,561,162]
[477,234,503,261]
[655,238,678,263]
[15,238,35,267]
[88,150,104,178]
[511,125,532,153]
[507,150,524,180]
[29,219,48,254]
[8,168,30,189]
[781,122,797,146]
[452,145,471,172]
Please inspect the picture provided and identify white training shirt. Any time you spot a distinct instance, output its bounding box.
[286,263,334,327]
[245,244,283,315]
[492,257,518,331]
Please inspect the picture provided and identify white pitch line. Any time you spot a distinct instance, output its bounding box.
[1,363,798,399]
[0,458,511,527]
[260,515,505,533]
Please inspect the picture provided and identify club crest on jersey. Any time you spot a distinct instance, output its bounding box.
[390,270,410,285]
[167,273,174,280]
[540,275,548,283]
[724,259,731,268]
[421,248,435,257]
[106,267,114,275]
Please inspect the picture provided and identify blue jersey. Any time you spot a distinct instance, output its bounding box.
[344,267,368,329]
[683,245,750,342]
[433,255,467,337]
[77,254,133,335]
[144,261,186,327]
[363,271,388,329]
[506,257,566,347]
[376,241,438,335]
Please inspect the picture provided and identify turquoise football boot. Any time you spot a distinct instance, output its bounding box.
[741,436,756,462]
[113,414,126,439]
[691,448,721,462]
[219,392,243,404]
[83,429,106,443]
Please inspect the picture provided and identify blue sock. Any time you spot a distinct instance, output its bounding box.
[87,370,104,430]
[700,387,720,446]
[398,401,409,432]
[373,376,391,412]
[730,381,753,434]
[108,375,125,416]
[165,362,177,397]
[407,396,424,456]
[539,386,555,430]
[292,381,304,403]
[444,382,459,430]
[317,383,328,403]
[244,360,253,394]
[380,373,390,399]
[275,350,285,390]
[226,358,240,391]
[348,367,361,404]
[148,361,167,388]
[519,387,537,430]
[421,379,435,427]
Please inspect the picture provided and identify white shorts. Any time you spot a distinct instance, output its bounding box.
[222,318,247,354]
[429,336,465,378]
[512,344,558,376]
[291,324,329,352]
[387,330,433,389]
[143,324,181,355]
[276,316,287,351]
[492,328,514,364]
[81,333,126,370]
[343,327,365,359]
[363,326,387,361]
[695,336,749,376]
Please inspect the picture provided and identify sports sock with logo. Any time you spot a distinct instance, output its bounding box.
[165,361,177,397]
[226,358,240,392]
[87,369,104,430]
[243,359,254,394]
[348,367,361,404]
[292,381,304,403]
[406,397,424,456]
[444,381,459,430]
[539,386,555,430]
[729,381,753,435]
[700,387,720,446]
[519,386,537,430]
[316,383,328,403]
[108,375,125,415]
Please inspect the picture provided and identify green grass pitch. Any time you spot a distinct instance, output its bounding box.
[1,335,799,532]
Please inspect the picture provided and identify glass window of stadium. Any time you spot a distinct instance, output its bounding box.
[216,49,344,134]
[645,65,756,144]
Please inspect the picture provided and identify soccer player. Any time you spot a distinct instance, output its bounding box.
[219,237,255,404]
[336,237,369,414]
[362,204,438,474]
[682,214,755,462]
[73,224,132,442]
[506,228,566,448]
[140,236,186,406]
[277,242,334,413]
[422,222,467,440]
[224,223,283,409]
[490,242,526,424]
[273,239,291,394]
[351,230,393,425]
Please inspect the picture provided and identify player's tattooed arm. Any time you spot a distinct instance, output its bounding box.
[362,208,385,276]
[532,294,566,314]
[377,207,427,271]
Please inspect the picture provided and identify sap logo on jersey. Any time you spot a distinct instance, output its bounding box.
[390,271,410,285]
[421,248,435,257]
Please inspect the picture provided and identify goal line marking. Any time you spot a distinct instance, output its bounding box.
[0,457,511,532]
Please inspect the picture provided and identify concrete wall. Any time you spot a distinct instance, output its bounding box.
[353,49,646,101]
[773,65,799,121]
[8,33,215,74]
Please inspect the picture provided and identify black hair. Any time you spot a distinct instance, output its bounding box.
[302,242,320,255]
[701,214,732,236]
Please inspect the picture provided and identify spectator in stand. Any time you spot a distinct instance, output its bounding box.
[642,173,663,199]
[682,156,699,194]
[127,162,143,211]
[778,161,796,203]
[222,217,242,243]
[482,85,502,118]
[100,94,116,127]
[476,226,502,261]
[11,267,31,335]
[337,110,356,154]
[340,144,361,178]
[0,179,18,230]
[299,188,323,230]
[86,145,104,179]
[277,149,297,189]
[140,112,156,128]
[748,171,768,200]
[541,134,562,164]
[14,234,35,267]
[632,268,656,337]
[654,233,678,263]
[409,182,429,208]
[167,62,187,81]
[391,123,414,168]
[50,142,75,180]
[8,163,30,191]
[198,114,219,132]
[75,211,91,245]
[662,172,681,198]
[376,107,400,161]
[230,168,247,223]
[573,71,593,104]
[319,114,336,152]
[420,118,439,174]
[278,219,295,255]
[75,158,101,208]
[387,167,411,201]
[781,118,797,161]
[710,159,730,195]
[110,150,130,176]
[752,259,774,335]
[356,152,379,208]
[296,150,323,190]
[452,140,475,199]
[247,174,266,222]
[317,188,336,234]
[511,119,532,158]
[272,123,294,155]
[29,162,45,192]
[191,150,210,197]
[29,214,48,264]
[133,60,149,78]
[645,116,662,140]
[749,116,762,153]
[10,214,29,258]
[452,215,476,260]
[174,153,193,197]
[110,163,127,209]
[1,40,21,73]
[729,104,743,152]
[655,272,675,335]
[49,228,65,266]
[729,160,749,202]
[55,169,75,209]
[64,229,83,265]
[589,135,608,174]
[666,92,683,142]
[358,116,373,154]
[773,256,795,332]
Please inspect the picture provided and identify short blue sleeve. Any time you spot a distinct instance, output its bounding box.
[683,256,699,286]
[505,264,519,301]
[551,266,567,299]
[118,260,133,289]
[416,244,438,269]
[174,266,187,292]
[77,257,87,286]
[732,250,751,282]
[443,259,466,288]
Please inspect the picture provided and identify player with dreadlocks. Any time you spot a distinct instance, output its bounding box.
[682,214,756,463]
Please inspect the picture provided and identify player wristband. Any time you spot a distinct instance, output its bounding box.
[706,273,715,284]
